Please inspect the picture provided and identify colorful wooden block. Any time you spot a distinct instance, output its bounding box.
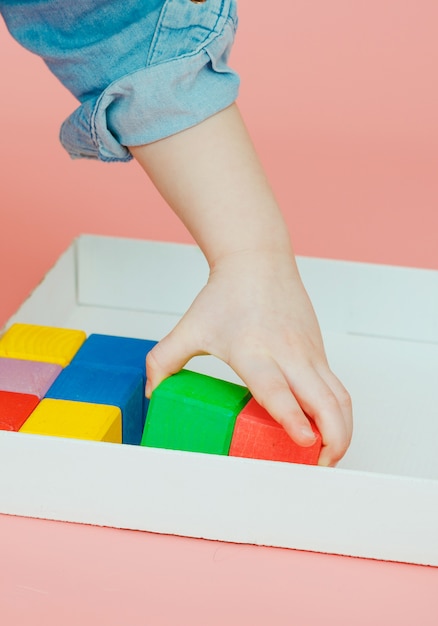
[0,357,62,398]
[44,363,144,445]
[0,324,86,367]
[0,390,40,431]
[229,398,322,464]
[19,398,121,443]
[71,333,157,422]
[141,369,251,455]
[71,334,157,386]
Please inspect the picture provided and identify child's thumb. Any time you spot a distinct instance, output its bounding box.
[145,326,196,397]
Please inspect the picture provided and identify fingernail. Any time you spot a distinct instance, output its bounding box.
[301,425,316,442]
[145,381,152,398]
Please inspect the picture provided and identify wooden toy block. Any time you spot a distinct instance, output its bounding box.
[71,333,157,422]
[0,357,62,398]
[0,323,86,367]
[44,363,144,445]
[71,334,157,386]
[0,390,40,431]
[229,398,322,465]
[19,398,121,443]
[141,369,252,455]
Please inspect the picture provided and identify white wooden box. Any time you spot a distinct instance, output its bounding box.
[1,235,437,566]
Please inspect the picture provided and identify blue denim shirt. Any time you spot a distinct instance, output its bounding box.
[0,0,240,161]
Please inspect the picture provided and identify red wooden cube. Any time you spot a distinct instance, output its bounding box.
[0,390,40,431]
[229,398,322,465]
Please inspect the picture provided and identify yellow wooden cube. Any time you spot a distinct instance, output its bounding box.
[0,323,86,366]
[19,398,122,443]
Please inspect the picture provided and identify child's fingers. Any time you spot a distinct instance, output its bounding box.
[282,363,353,466]
[230,353,318,446]
[145,320,199,397]
[316,366,354,462]
[236,354,352,462]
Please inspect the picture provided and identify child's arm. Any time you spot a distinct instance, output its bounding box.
[129,103,353,467]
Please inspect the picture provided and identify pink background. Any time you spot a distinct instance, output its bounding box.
[1,1,437,622]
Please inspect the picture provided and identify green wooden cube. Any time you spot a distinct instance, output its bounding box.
[141,369,251,455]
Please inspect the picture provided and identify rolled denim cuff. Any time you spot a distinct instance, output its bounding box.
[60,0,240,162]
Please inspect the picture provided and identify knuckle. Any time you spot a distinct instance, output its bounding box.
[320,388,340,412]
[267,378,291,396]
[338,387,353,411]
[146,346,162,373]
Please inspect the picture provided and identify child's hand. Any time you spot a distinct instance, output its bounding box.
[145,248,352,466]
[131,103,353,466]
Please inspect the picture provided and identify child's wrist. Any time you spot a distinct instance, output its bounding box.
[208,245,300,284]
[207,235,295,272]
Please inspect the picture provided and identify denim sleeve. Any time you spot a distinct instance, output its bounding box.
[0,0,240,162]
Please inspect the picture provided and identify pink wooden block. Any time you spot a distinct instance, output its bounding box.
[0,357,62,399]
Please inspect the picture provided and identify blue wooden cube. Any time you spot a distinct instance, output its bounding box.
[44,363,144,445]
[71,334,156,421]
[71,334,157,386]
